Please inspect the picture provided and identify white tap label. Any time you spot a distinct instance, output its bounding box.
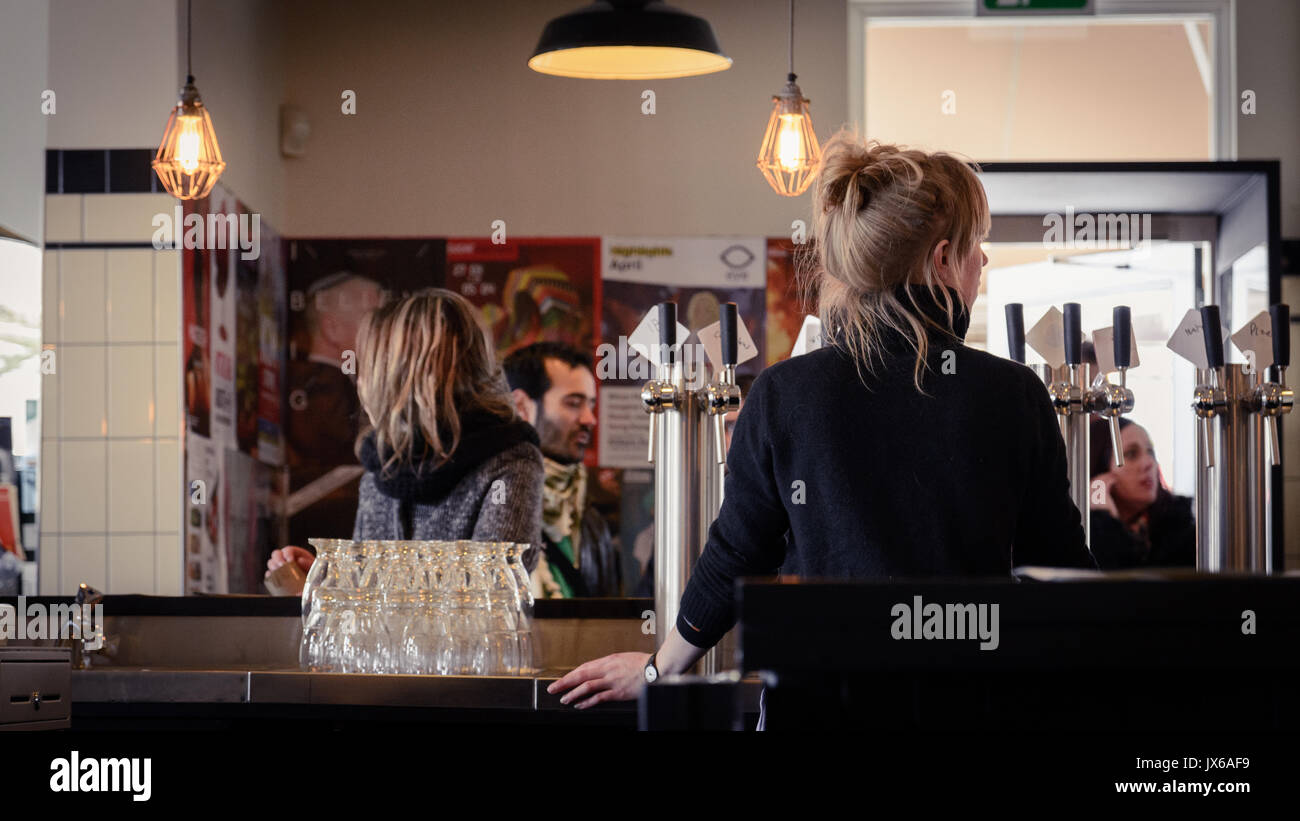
[1166,307,1232,369]
[628,308,690,367]
[697,316,758,370]
[790,315,823,357]
[1025,306,1066,369]
[1230,310,1275,371]
[1092,324,1141,374]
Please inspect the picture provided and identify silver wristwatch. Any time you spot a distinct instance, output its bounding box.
[643,652,660,684]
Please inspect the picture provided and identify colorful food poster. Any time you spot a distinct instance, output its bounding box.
[597,237,766,469]
[184,433,224,594]
[765,238,813,365]
[235,254,260,456]
[182,199,211,439]
[284,239,446,547]
[256,221,286,466]
[181,186,289,593]
[444,237,600,357]
[207,185,240,452]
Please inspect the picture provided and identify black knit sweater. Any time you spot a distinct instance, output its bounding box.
[675,288,1097,649]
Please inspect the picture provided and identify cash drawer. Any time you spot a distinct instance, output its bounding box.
[0,647,72,730]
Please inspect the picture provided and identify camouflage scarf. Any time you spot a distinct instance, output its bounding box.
[541,457,586,566]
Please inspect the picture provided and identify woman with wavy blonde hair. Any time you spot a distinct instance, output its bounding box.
[551,131,1096,717]
[270,288,542,575]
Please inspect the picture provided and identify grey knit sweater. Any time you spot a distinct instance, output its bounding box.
[352,441,545,571]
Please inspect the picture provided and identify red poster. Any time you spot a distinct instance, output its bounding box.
[445,237,600,358]
[182,199,211,438]
[765,238,812,365]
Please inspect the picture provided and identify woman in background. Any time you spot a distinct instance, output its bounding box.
[1088,416,1195,569]
[269,289,542,576]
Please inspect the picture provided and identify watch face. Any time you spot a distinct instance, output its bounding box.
[644,664,658,684]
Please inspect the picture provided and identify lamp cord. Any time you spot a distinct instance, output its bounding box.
[788,0,794,80]
[187,0,193,80]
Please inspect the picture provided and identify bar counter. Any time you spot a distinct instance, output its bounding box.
[2,595,759,729]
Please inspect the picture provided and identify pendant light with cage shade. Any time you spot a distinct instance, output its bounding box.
[152,0,226,200]
[757,0,820,197]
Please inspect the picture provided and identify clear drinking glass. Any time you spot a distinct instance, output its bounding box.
[324,588,360,673]
[484,543,520,675]
[429,541,456,675]
[353,540,396,674]
[502,542,534,675]
[300,539,352,671]
[392,543,434,670]
[449,541,491,675]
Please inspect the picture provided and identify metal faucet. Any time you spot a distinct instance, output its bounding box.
[1192,306,1229,469]
[703,302,742,466]
[1085,306,1137,465]
[642,302,680,464]
[1245,304,1293,466]
[61,583,110,669]
[1048,303,1087,440]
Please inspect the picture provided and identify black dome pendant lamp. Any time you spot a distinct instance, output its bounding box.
[529,1,731,80]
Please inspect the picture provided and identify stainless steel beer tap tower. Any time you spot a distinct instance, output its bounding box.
[1047,303,1093,546]
[642,301,742,674]
[1248,305,1294,468]
[1190,304,1291,572]
[1010,302,1135,548]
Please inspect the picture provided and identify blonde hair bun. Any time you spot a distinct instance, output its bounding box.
[801,130,991,390]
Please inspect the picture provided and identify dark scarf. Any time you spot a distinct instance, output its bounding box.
[358,409,539,504]
[891,283,971,342]
[825,284,971,355]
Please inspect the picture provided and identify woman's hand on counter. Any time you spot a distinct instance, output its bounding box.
[547,652,651,709]
[547,628,711,709]
[267,546,315,573]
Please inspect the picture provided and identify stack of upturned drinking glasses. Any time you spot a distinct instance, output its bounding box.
[300,539,535,676]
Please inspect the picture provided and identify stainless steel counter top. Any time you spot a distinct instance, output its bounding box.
[71,666,762,713]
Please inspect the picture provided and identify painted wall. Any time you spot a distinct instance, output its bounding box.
[1236,0,1300,236]
[0,0,49,244]
[275,0,848,238]
[45,0,178,150]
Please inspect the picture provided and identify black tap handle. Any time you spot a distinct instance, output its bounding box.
[1113,306,1132,370]
[1063,303,1082,366]
[1270,303,1290,370]
[1005,303,1025,364]
[720,302,738,367]
[1200,305,1224,369]
[658,302,677,365]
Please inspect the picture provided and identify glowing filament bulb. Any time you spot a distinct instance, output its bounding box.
[177,115,203,174]
[776,113,806,171]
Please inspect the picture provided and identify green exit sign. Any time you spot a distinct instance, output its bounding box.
[977,0,1094,14]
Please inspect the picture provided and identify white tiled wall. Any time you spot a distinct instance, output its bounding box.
[40,192,183,595]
